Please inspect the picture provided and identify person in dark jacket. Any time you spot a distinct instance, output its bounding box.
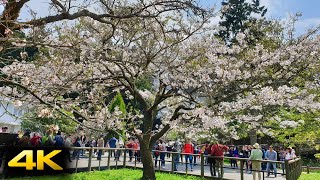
[241,145,250,171]
[261,145,267,171]
[109,137,117,158]
[154,141,160,167]
[54,131,64,147]
[229,146,236,168]
[19,131,31,146]
[206,143,215,176]
[72,137,81,160]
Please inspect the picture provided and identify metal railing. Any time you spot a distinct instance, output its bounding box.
[67,147,303,180]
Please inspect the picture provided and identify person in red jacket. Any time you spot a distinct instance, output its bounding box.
[183,138,194,171]
[126,138,134,162]
[210,141,229,177]
[30,132,41,146]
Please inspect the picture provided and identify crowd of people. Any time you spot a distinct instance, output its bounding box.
[153,138,205,171]
[7,127,298,179]
[225,144,297,179]
[92,136,142,163]
[15,129,68,147]
[11,127,144,163]
[151,139,297,180]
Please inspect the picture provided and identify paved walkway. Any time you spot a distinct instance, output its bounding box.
[67,152,286,180]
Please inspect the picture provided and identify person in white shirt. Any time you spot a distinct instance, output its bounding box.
[115,138,124,161]
[291,148,296,159]
[159,140,166,168]
[285,148,293,160]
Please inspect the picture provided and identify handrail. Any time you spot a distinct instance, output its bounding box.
[68,147,288,164]
[288,158,301,164]
[0,146,303,180]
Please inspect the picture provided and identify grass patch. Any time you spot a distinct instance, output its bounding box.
[299,172,320,180]
[11,169,204,180]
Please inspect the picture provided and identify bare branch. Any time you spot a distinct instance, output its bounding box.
[51,0,67,13]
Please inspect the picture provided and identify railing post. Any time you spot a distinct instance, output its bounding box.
[116,151,118,169]
[134,151,137,169]
[171,152,174,173]
[88,147,93,171]
[299,159,302,176]
[200,153,204,178]
[221,158,224,179]
[123,149,127,168]
[185,154,188,175]
[75,154,79,173]
[240,159,244,180]
[285,160,290,180]
[108,149,111,170]
[293,160,299,179]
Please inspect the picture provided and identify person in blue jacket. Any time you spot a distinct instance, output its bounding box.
[109,136,117,158]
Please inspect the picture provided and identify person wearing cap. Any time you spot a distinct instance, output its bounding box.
[249,143,263,180]
[266,145,278,177]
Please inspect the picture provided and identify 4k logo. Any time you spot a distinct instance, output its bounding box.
[8,150,63,170]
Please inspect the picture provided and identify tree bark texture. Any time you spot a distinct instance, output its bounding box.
[140,136,156,180]
[249,129,257,145]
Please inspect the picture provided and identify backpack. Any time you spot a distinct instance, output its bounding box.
[155,146,160,156]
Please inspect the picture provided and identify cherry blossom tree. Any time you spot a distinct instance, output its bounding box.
[1,1,320,179]
[168,30,320,144]
[1,1,213,179]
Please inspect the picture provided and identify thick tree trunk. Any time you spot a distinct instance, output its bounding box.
[249,129,257,145]
[0,0,29,37]
[138,104,170,179]
[230,138,235,145]
[140,136,156,180]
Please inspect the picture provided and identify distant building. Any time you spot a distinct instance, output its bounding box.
[0,97,26,133]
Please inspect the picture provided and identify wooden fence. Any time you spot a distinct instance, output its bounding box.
[67,147,303,180]
[302,165,320,174]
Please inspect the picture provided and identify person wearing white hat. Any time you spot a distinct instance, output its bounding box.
[249,143,263,180]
